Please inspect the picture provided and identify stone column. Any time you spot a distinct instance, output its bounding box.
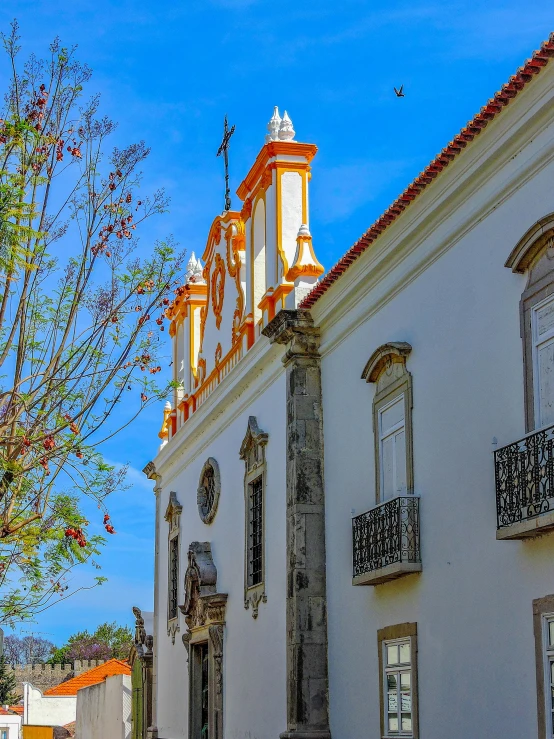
[263,310,331,739]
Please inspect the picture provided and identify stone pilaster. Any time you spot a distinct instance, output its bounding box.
[263,310,331,739]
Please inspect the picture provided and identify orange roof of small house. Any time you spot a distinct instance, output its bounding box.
[8,706,23,715]
[44,658,131,696]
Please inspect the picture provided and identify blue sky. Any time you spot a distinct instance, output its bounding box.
[1,0,553,647]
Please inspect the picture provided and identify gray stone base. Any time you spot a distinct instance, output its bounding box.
[280,732,332,739]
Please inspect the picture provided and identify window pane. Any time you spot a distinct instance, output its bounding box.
[387,673,398,690]
[382,437,395,500]
[401,692,412,712]
[386,644,399,666]
[536,300,554,338]
[551,660,554,687]
[380,396,404,435]
[401,713,412,731]
[395,430,407,494]
[538,341,554,427]
[400,672,411,690]
[388,715,399,732]
[388,692,398,712]
[549,620,554,648]
[399,642,411,664]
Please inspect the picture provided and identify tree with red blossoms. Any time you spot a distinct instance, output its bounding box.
[0,22,184,625]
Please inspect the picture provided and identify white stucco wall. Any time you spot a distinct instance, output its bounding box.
[315,62,554,739]
[76,674,131,739]
[151,58,554,739]
[23,683,76,727]
[154,345,287,739]
[0,712,21,739]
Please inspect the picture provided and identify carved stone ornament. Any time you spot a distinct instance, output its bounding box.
[164,491,183,535]
[239,416,269,474]
[132,606,153,661]
[197,458,221,525]
[211,253,226,330]
[179,542,227,630]
[180,543,227,739]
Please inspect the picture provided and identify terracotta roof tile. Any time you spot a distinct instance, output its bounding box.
[8,706,23,715]
[44,658,130,696]
[299,33,554,310]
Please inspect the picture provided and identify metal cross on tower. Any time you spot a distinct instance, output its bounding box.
[216,114,236,212]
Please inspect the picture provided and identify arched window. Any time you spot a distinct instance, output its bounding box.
[506,215,554,431]
[362,343,413,503]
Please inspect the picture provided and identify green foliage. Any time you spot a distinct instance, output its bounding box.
[0,656,17,703]
[49,621,133,663]
[0,21,184,625]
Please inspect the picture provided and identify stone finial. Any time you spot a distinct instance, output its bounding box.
[278,110,295,141]
[266,106,281,143]
[284,224,324,309]
[194,256,204,281]
[186,252,205,284]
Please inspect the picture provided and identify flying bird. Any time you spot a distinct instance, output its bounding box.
[394,85,405,98]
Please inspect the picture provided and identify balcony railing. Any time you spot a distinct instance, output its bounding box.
[352,495,421,586]
[495,424,554,539]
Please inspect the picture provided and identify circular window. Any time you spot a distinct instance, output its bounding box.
[197,458,220,524]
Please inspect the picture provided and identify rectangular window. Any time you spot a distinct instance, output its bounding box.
[0,729,7,739]
[169,534,179,620]
[248,476,263,587]
[532,295,554,429]
[379,395,407,500]
[544,615,554,738]
[383,637,413,736]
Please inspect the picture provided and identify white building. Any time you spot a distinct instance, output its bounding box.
[76,673,132,739]
[145,33,554,739]
[22,683,76,730]
[0,708,21,739]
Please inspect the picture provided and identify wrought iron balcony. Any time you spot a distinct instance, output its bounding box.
[352,495,421,586]
[495,424,554,539]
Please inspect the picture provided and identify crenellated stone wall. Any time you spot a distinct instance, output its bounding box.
[9,660,106,698]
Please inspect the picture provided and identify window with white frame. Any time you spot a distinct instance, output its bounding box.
[362,343,413,504]
[379,395,407,500]
[544,614,554,737]
[532,295,554,430]
[0,728,7,739]
[383,637,413,737]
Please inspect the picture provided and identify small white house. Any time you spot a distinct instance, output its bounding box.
[22,684,75,729]
[76,673,132,739]
[0,708,21,739]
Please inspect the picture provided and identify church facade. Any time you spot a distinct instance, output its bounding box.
[145,34,554,739]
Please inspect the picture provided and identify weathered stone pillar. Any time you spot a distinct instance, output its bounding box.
[263,310,331,739]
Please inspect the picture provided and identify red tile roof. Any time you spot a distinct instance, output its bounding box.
[8,706,23,715]
[299,33,554,310]
[44,658,131,696]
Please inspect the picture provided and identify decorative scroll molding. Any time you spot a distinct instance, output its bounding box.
[361,342,412,384]
[211,253,226,330]
[505,214,554,273]
[164,491,183,534]
[180,542,227,739]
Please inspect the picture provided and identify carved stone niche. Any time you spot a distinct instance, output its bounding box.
[180,542,227,739]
